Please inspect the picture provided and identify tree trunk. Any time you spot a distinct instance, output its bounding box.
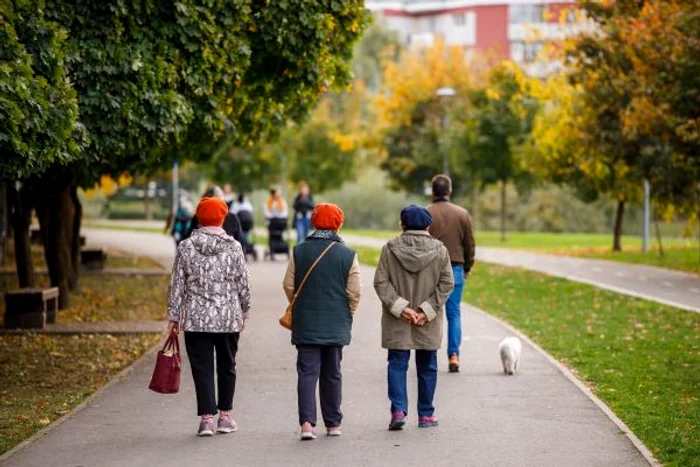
[8,184,34,288]
[653,204,664,258]
[0,182,7,266]
[471,183,479,226]
[69,185,82,291]
[37,183,74,310]
[144,196,153,220]
[500,179,507,243]
[612,199,626,252]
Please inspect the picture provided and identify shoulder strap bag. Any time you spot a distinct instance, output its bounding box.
[279,242,337,330]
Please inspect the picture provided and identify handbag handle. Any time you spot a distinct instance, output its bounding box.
[289,242,337,309]
[163,331,180,355]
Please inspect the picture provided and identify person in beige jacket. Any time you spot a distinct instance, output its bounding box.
[374,205,454,431]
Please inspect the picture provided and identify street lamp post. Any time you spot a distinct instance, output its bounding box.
[436,87,456,176]
[642,179,650,253]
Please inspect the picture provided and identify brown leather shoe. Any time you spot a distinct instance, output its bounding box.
[449,354,460,373]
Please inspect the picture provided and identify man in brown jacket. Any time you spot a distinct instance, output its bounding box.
[374,205,454,431]
[427,175,476,373]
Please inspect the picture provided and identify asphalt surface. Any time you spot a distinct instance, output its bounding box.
[2,230,649,467]
[343,234,700,313]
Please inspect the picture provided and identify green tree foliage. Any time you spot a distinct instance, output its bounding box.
[0,0,84,179]
[1,0,370,305]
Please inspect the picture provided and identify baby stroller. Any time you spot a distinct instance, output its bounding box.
[265,217,290,261]
[237,209,258,262]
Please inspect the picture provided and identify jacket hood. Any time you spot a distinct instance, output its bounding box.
[189,229,235,256]
[387,231,442,273]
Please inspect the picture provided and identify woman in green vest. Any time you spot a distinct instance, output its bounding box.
[283,203,362,440]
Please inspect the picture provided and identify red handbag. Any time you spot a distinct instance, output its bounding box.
[149,331,181,394]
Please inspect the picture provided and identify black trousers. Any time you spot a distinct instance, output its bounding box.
[184,332,239,416]
[296,345,343,427]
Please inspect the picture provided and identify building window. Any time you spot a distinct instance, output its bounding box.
[511,41,543,63]
[509,4,545,24]
[453,13,466,27]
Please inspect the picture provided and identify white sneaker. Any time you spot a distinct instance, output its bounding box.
[327,427,342,437]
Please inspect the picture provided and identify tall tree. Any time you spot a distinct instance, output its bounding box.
[0,0,85,289]
[1,0,370,307]
[377,39,479,194]
[452,62,538,241]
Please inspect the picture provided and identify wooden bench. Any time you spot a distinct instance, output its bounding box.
[4,287,59,329]
[81,247,106,271]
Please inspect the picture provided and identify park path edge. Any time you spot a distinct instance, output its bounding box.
[463,303,661,467]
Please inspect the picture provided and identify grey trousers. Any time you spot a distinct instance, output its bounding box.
[296,345,343,427]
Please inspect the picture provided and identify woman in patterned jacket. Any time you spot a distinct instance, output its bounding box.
[167,197,251,437]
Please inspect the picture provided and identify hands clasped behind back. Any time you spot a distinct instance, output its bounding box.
[400,307,427,327]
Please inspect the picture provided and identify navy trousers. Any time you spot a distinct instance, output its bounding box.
[296,345,343,427]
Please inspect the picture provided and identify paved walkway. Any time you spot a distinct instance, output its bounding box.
[2,230,650,467]
[343,234,700,313]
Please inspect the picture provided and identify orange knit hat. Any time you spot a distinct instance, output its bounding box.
[311,203,344,231]
[196,197,228,227]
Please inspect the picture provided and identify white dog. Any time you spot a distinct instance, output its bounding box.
[499,337,522,375]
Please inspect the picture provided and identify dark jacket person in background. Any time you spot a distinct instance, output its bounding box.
[183,186,243,243]
[283,203,362,441]
[426,175,476,373]
[292,181,315,244]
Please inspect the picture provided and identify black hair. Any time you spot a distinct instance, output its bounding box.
[431,174,452,198]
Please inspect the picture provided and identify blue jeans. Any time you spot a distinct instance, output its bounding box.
[387,350,438,417]
[295,217,311,244]
[446,264,465,357]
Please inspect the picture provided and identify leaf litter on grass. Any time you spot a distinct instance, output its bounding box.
[0,333,161,454]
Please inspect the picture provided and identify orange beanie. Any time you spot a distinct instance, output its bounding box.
[311,203,344,231]
[196,197,228,227]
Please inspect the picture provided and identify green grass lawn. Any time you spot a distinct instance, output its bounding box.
[353,245,700,467]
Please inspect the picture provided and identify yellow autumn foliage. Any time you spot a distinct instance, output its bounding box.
[376,39,479,129]
[84,173,133,198]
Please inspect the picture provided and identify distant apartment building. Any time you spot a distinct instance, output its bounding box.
[365,1,586,74]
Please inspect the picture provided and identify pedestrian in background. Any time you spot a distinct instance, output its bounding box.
[184,186,243,243]
[232,193,255,246]
[167,197,251,437]
[264,188,289,220]
[427,175,475,373]
[283,203,362,440]
[293,181,315,244]
[374,205,453,431]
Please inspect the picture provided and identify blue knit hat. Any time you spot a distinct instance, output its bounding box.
[400,205,432,231]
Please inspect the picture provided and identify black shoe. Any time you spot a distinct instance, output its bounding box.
[448,354,460,373]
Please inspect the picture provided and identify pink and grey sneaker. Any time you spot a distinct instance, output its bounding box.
[388,412,406,431]
[217,411,238,434]
[418,416,439,428]
[300,421,317,441]
[197,415,215,437]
